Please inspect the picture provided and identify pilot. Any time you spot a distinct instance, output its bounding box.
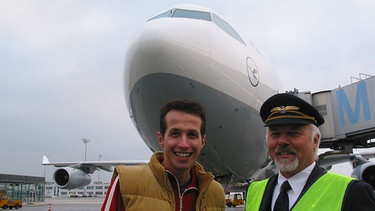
[101,99,225,211]
[246,93,375,211]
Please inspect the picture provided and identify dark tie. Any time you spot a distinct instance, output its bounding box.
[274,180,291,211]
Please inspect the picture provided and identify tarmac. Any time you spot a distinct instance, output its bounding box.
[22,197,103,211]
[23,197,244,211]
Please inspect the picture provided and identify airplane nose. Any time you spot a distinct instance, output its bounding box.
[126,18,212,83]
[135,26,166,56]
[136,19,211,56]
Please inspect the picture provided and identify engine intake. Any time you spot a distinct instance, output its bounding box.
[351,163,375,189]
[54,168,91,189]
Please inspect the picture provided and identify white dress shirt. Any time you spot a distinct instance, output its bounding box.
[271,162,316,210]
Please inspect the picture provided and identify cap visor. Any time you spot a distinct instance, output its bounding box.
[264,118,315,127]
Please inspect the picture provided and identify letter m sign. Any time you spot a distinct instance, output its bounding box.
[336,80,371,127]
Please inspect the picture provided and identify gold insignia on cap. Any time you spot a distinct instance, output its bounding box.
[270,106,300,114]
[265,105,317,124]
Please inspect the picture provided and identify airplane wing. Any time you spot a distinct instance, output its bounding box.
[42,155,149,189]
[318,151,375,169]
[42,155,148,173]
[317,150,375,188]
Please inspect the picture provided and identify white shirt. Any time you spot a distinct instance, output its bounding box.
[271,162,316,210]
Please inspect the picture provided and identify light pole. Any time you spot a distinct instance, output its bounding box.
[82,138,91,161]
[98,154,102,182]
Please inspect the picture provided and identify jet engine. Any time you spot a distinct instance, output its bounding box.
[351,163,375,189]
[53,168,91,189]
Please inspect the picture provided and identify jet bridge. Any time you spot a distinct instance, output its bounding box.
[294,74,375,150]
[287,75,375,188]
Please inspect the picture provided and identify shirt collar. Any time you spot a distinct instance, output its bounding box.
[277,162,316,194]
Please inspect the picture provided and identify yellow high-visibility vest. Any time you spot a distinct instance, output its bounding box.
[246,172,354,210]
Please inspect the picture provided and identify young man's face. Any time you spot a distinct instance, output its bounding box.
[267,124,319,178]
[158,110,206,174]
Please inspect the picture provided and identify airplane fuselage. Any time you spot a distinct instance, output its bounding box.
[124,5,282,187]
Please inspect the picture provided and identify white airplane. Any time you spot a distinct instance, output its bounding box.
[43,4,375,191]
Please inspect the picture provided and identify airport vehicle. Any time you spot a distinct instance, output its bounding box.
[0,193,22,210]
[43,4,375,192]
[68,193,83,198]
[225,192,245,207]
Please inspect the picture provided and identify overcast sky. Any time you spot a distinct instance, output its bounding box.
[1,1,375,183]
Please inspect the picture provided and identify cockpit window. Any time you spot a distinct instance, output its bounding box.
[212,13,245,45]
[172,9,211,21]
[148,10,173,21]
[147,8,245,46]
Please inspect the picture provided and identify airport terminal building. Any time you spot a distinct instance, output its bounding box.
[0,174,45,203]
[45,181,110,198]
[0,173,109,202]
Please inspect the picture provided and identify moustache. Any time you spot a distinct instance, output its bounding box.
[275,145,295,155]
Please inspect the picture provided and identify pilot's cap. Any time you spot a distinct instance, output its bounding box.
[260,93,324,127]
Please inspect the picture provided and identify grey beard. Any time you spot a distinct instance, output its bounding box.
[275,157,299,173]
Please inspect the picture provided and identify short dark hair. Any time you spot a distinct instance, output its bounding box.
[159,99,206,136]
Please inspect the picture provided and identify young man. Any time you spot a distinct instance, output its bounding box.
[246,93,375,211]
[101,99,225,211]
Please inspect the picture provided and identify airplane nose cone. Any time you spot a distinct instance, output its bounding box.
[135,19,211,57]
[131,27,165,57]
[125,18,213,87]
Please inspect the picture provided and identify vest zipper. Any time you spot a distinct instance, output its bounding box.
[179,187,197,211]
[166,170,198,211]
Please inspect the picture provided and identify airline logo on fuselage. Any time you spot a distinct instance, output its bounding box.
[246,56,259,87]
